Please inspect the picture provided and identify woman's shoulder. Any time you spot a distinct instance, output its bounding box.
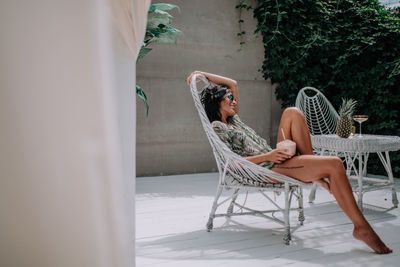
[212,120,232,140]
[231,114,241,122]
[229,114,244,126]
[212,120,228,131]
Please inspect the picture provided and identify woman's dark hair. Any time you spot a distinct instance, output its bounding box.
[200,84,230,122]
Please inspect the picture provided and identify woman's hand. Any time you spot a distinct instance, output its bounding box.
[264,149,293,164]
[187,71,205,85]
[245,149,292,165]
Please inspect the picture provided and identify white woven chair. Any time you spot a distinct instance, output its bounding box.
[189,74,312,244]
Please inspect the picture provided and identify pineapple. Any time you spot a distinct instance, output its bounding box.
[336,98,357,138]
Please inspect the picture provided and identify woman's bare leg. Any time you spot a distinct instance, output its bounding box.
[271,155,392,254]
[277,107,330,191]
[277,107,314,155]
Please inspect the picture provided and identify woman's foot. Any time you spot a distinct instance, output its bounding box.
[353,226,392,254]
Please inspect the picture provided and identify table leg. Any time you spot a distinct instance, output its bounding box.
[385,151,398,208]
[363,153,369,176]
[377,151,398,208]
[358,152,364,211]
[344,153,353,176]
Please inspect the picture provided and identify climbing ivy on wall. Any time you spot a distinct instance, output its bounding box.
[238,0,400,176]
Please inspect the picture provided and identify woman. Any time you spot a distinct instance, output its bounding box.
[187,71,392,254]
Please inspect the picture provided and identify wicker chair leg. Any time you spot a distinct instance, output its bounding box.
[357,193,363,212]
[308,183,317,203]
[227,188,240,216]
[392,188,398,208]
[283,183,291,245]
[297,187,305,225]
[283,228,291,245]
[207,185,223,232]
[206,217,214,232]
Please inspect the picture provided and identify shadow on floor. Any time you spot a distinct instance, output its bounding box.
[137,205,397,266]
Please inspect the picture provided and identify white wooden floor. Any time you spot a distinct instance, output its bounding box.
[136,173,400,267]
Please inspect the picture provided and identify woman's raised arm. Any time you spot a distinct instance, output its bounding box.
[187,71,239,113]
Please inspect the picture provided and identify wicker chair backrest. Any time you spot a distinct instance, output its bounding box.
[295,87,339,136]
[189,74,305,186]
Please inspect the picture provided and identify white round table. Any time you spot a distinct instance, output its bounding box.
[309,134,400,210]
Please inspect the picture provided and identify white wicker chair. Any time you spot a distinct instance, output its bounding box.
[295,87,339,136]
[189,74,312,244]
[295,87,349,202]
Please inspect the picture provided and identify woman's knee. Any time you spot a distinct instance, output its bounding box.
[326,157,346,174]
[282,107,305,119]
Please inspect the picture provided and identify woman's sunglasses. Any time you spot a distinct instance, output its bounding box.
[226,94,235,101]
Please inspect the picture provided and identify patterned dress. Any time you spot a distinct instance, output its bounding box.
[212,114,274,169]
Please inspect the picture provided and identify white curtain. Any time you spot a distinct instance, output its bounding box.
[110,0,151,59]
[0,0,150,266]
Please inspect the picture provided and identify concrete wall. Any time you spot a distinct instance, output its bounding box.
[136,0,283,176]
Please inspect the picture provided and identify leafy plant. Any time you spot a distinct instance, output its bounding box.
[239,0,400,176]
[235,1,253,50]
[136,3,182,116]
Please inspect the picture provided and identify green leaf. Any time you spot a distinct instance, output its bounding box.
[146,27,168,41]
[242,1,252,7]
[152,9,173,18]
[156,33,178,44]
[136,47,152,63]
[152,26,182,44]
[147,16,171,29]
[136,85,149,117]
[165,25,182,35]
[149,3,180,13]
